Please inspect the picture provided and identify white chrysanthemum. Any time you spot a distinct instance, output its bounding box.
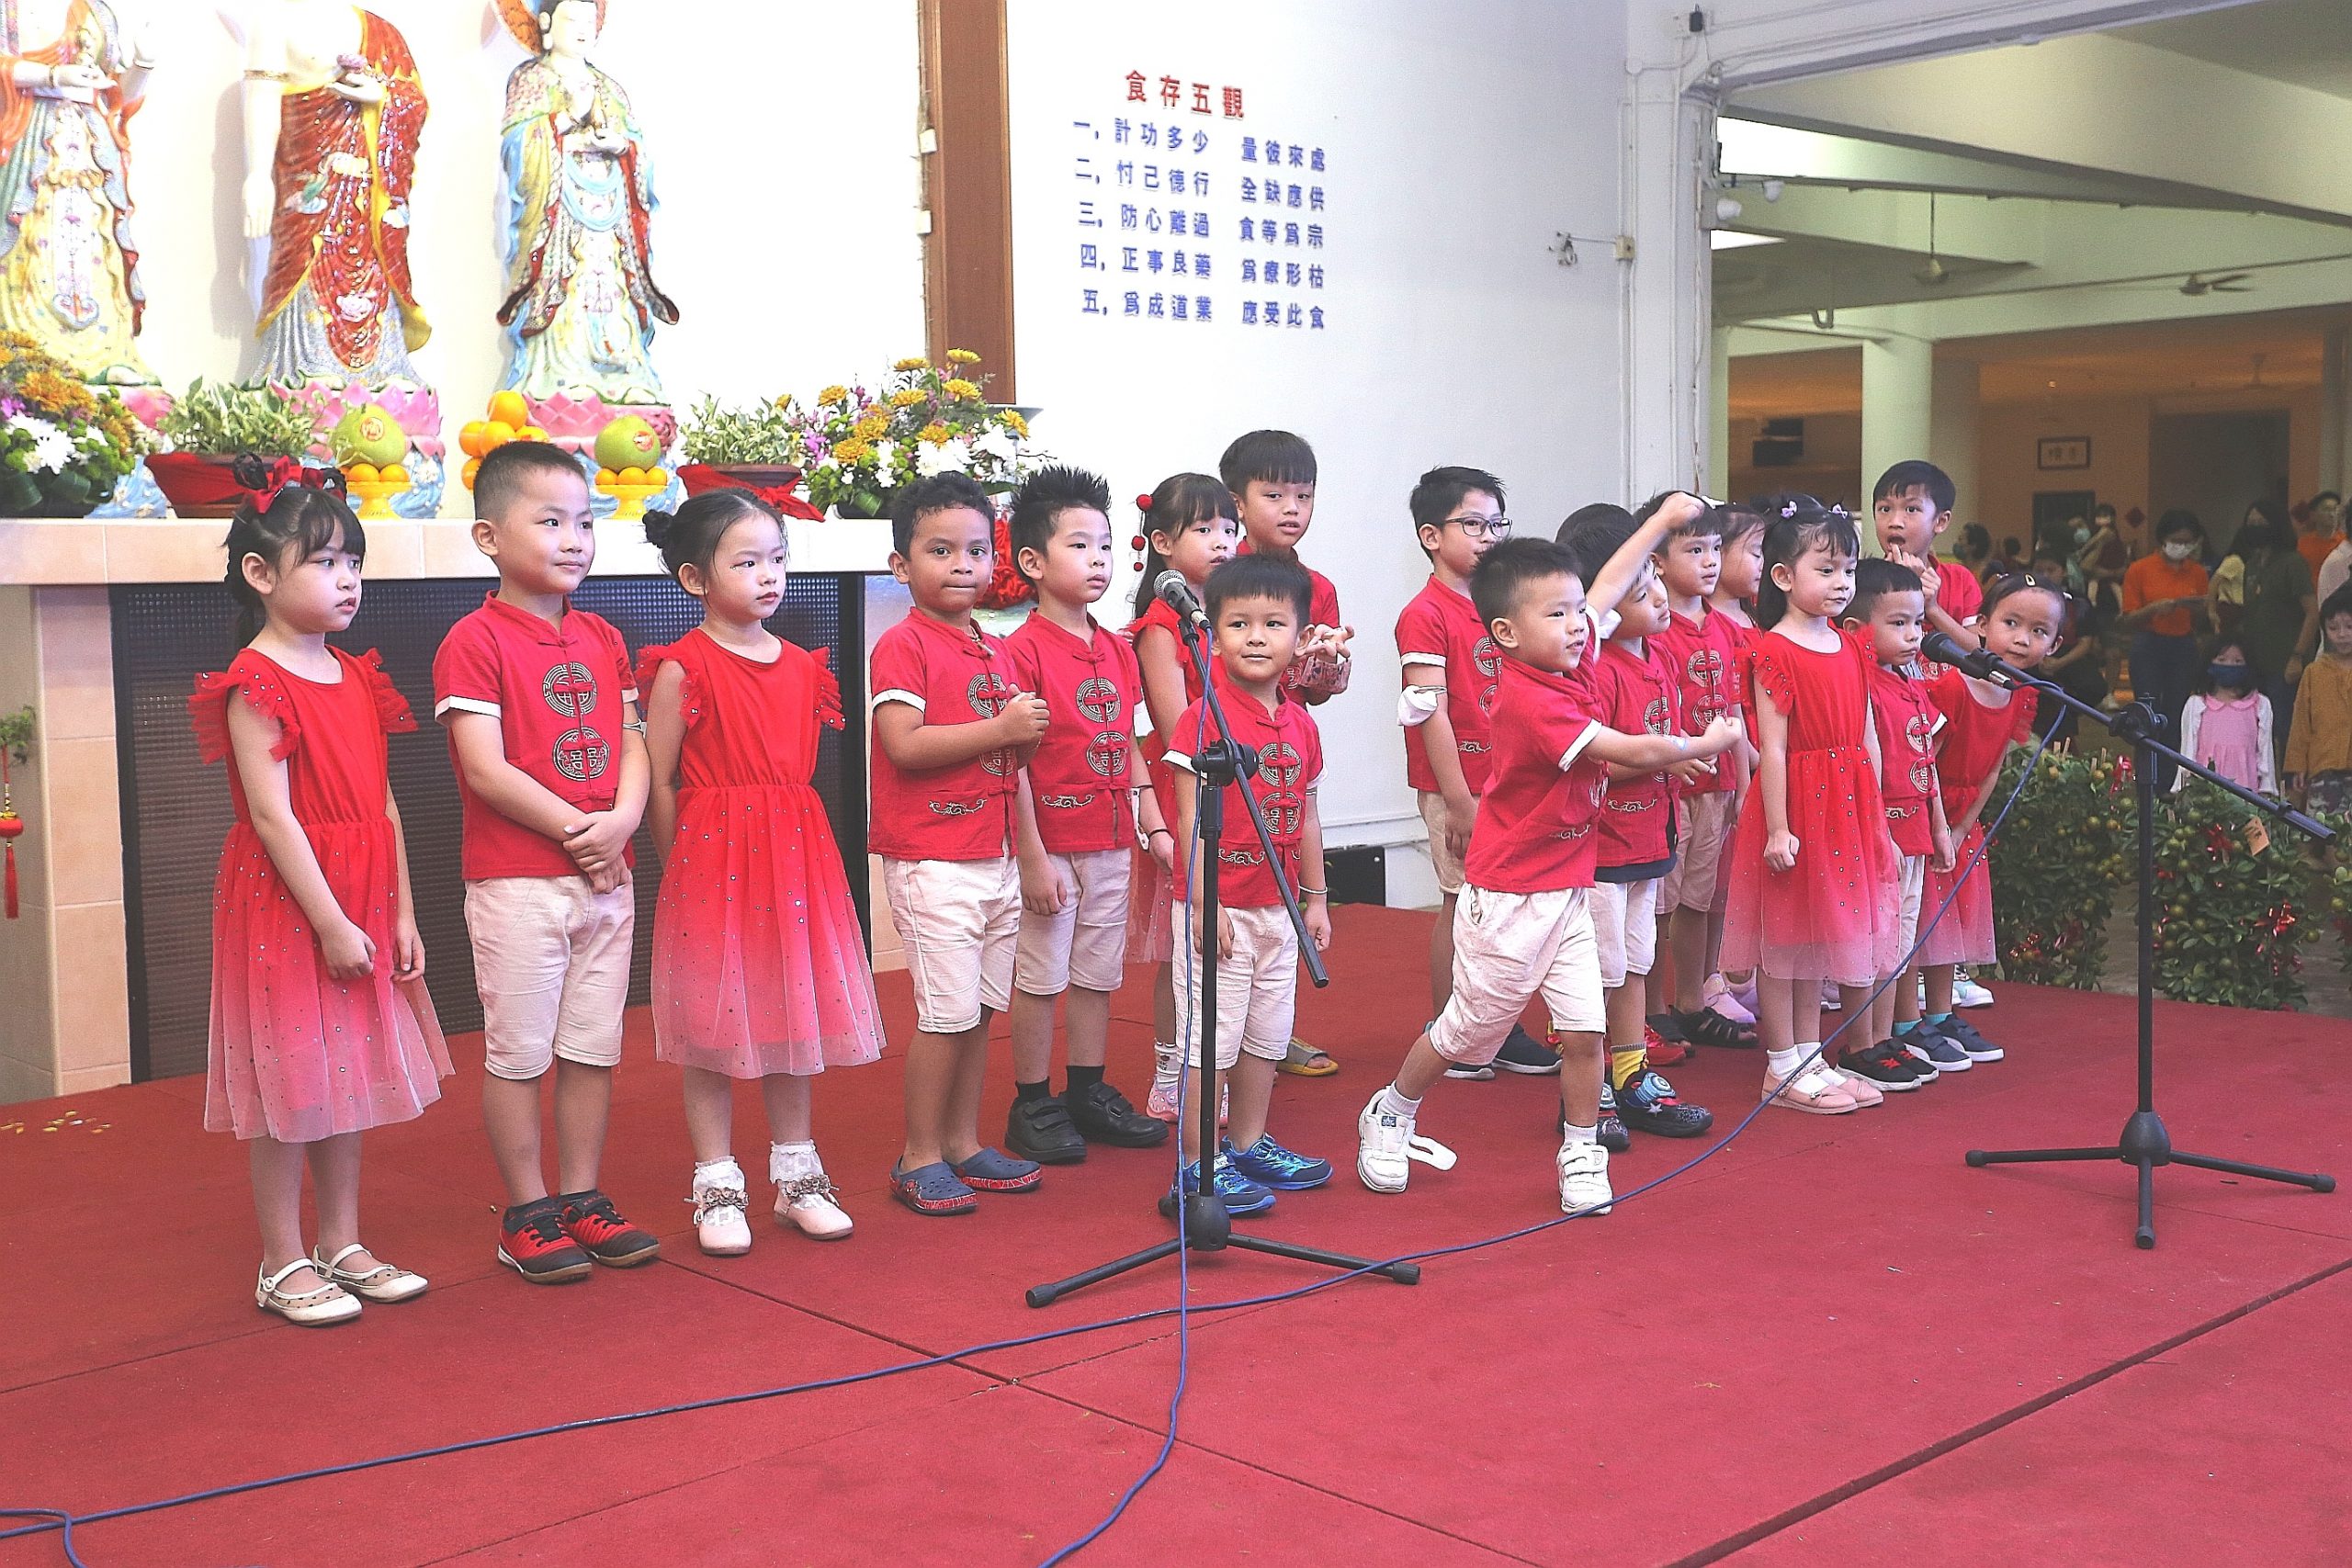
[916,436,970,478]
[11,414,74,474]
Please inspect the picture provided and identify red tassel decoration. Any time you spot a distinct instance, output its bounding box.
[0,748,20,919]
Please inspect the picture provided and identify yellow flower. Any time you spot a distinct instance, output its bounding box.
[818,385,848,406]
[832,437,873,463]
[946,348,980,365]
[1002,411,1029,439]
[888,389,925,408]
[942,378,981,400]
[854,410,891,440]
[893,357,930,373]
[917,422,951,446]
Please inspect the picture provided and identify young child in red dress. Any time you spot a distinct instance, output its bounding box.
[435,444,655,1282]
[1163,554,1335,1214]
[637,491,884,1257]
[1001,465,1171,1163]
[1912,575,2065,1070]
[1703,503,1769,1025]
[1722,499,1901,1115]
[1356,525,1740,1213]
[1838,558,1951,1091]
[1652,501,1754,1050]
[1222,429,1350,1078]
[1557,507,1716,1145]
[1396,466,1555,1072]
[1127,474,1241,1121]
[871,472,1050,1215]
[193,478,448,1325]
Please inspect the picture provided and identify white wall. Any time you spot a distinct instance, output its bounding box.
[117,2,924,423]
[1007,0,1629,856]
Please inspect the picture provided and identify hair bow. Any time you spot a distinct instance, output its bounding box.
[231,455,345,513]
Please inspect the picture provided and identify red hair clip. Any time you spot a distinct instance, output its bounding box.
[232,455,345,513]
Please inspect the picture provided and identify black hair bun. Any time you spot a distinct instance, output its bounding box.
[642,506,676,547]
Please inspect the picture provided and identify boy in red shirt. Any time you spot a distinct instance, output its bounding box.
[1649,497,1754,1050]
[1840,558,1950,1090]
[1356,525,1740,1211]
[1872,459,1984,649]
[1558,510,1717,1144]
[1001,465,1170,1164]
[1394,466,1555,1077]
[1223,429,1348,1077]
[870,472,1052,1215]
[434,442,655,1282]
[1163,555,1334,1215]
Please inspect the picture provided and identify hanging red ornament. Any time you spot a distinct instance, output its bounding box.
[0,745,22,920]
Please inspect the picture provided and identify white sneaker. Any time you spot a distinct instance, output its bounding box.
[772,1142,853,1241]
[690,1161,752,1257]
[1358,1094,1415,1192]
[1954,972,1995,1009]
[1555,1140,1613,1215]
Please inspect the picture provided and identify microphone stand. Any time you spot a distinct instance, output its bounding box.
[1945,645,2336,1247]
[1026,608,1420,1306]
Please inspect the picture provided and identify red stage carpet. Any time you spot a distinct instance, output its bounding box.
[4,905,2348,1566]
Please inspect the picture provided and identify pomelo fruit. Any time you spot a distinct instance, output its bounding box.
[594,415,661,473]
[330,404,406,468]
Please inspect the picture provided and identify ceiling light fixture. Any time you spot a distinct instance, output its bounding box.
[1912,195,1951,288]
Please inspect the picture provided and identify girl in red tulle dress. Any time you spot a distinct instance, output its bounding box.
[1916,575,2067,1066]
[639,491,885,1257]
[1723,501,1899,1115]
[192,479,449,1326]
[1125,475,1239,1119]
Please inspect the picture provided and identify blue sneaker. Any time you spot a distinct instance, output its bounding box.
[1614,1068,1713,1138]
[1159,1155,1275,1218]
[1226,1134,1333,1190]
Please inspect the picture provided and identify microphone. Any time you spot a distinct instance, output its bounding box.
[1919,629,2029,689]
[1155,570,1208,627]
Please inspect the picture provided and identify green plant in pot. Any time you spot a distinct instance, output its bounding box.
[150,380,324,517]
[677,394,813,512]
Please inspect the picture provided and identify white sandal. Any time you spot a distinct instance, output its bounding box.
[257,1258,362,1325]
[312,1243,428,1303]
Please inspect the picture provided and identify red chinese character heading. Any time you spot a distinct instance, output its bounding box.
[1125,70,1146,103]
[1124,72,1245,120]
[1222,85,1245,118]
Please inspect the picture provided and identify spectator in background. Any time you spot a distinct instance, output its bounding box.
[2314,496,2352,610]
[2294,491,2342,581]
[2222,499,2316,759]
[2120,510,2211,788]
[1993,534,2027,583]
[2030,547,2105,747]
[2076,502,2129,632]
[1957,523,1993,586]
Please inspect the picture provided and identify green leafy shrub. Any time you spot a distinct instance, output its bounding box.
[1988,747,2135,988]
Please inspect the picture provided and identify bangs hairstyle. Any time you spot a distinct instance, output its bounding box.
[1982,570,2072,638]
[1132,471,1238,617]
[1845,556,1923,626]
[890,469,994,558]
[1471,536,1577,629]
[1555,506,1636,591]
[2323,584,2352,626]
[1217,428,1317,491]
[1556,501,1631,545]
[220,466,365,649]
[1754,495,1861,628]
[643,489,785,581]
[1635,491,1723,542]
[474,439,589,524]
[1007,464,1112,584]
[1872,459,1956,516]
[1204,552,1311,624]
[1408,465,1506,536]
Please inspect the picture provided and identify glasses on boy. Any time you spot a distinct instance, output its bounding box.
[1446,513,1511,541]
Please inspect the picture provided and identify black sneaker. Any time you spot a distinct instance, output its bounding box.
[1671,1006,1758,1050]
[1493,1024,1562,1076]
[1931,1015,2005,1063]
[497,1199,594,1283]
[555,1190,662,1268]
[1067,1079,1169,1148]
[1839,1040,1928,1092]
[1614,1068,1714,1137]
[1560,1082,1633,1154]
[1006,1093,1088,1165]
[1902,1028,1969,1074]
[1445,1055,1497,1081]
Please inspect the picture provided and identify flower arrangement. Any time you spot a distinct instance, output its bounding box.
[0,333,147,516]
[157,378,319,461]
[1988,747,2135,988]
[679,394,802,468]
[2150,780,2315,1010]
[784,350,1037,519]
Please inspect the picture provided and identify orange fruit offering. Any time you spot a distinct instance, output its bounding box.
[462,457,481,489]
[381,464,408,484]
[517,425,548,444]
[458,421,490,458]
[617,466,646,486]
[345,462,379,483]
[488,390,531,430]
[646,467,669,487]
[483,420,516,447]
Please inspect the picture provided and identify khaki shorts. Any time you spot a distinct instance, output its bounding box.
[882,855,1020,1034]
[1429,884,1605,1064]
[1176,902,1298,1070]
[1418,789,1466,897]
[1015,848,1132,996]
[1661,790,1732,912]
[1896,852,1928,966]
[1591,875,1660,988]
[466,876,636,1080]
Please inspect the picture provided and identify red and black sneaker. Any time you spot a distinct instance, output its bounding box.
[1641,1022,1693,1069]
[557,1190,662,1268]
[498,1200,594,1284]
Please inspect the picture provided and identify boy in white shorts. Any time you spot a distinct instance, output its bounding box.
[1358,519,1740,1213]
[1002,465,1172,1163]
[870,473,1053,1215]
[1843,557,1951,1090]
